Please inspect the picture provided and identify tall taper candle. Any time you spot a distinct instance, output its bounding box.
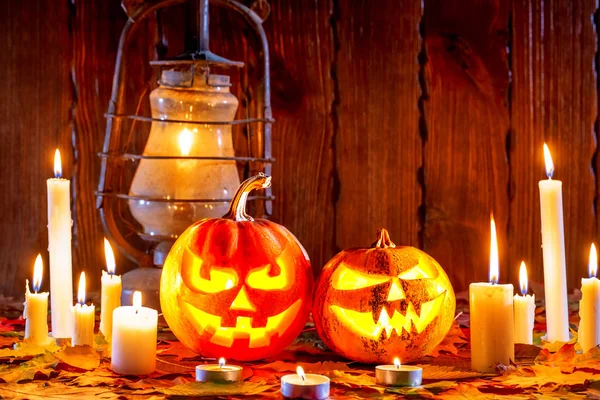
[579,244,600,353]
[539,144,569,342]
[47,149,73,338]
[514,261,535,344]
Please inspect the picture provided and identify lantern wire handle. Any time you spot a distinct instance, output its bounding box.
[223,173,271,222]
[372,228,396,249]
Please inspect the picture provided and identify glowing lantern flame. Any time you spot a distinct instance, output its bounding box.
[394,358,401,369]
[104,238,116,275]
[178,128,193,156]
[489,215,499,284]
[543,143,554,179]
[77,272,86,305]
[219,358,226,368]
[33,254,43,293]
[590,243,598,278]
[54,149,62,178]
[297,366,306,381]
[133,291,142,312]
[519,261,528,295]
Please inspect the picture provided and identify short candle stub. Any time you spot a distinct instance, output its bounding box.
[195,359,243,383]
[376,359,422,387]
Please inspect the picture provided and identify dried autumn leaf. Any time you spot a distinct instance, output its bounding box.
[0,352,58,383]
[55,345,100,370]
[327,370,382,392]
[159,379,275,396]
[0,341,61,358]
[256,360,353,373]
[431,321,469,357]
[157,340,202,361]
[419,365,493,380]
[387,380,456,397]
[493,364,594,390]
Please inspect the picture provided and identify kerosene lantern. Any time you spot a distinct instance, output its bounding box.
[96,0,273,309]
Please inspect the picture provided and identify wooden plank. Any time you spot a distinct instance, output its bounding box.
[423,1,510,291]
[0,0,73,296]
[335,0,422,252]
[511,0,597,290]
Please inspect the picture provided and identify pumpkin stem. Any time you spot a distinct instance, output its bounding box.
[372,228,396,248]
[223,173,272,222]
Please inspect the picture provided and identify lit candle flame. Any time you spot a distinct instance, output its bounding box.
[54,149,62,178]
[219,358,226,368]
[590,243,598,278]
[519,261,528,295]
[104,238,116,275]
[77,271,86,305]
[33,254,43,293]
[543,143,554,179]
[133,291,142,312]
[225,279,234,290]
[394,358,401,369]
[178,128,193,157]
[297,366,306,381]
[490,215,499,284]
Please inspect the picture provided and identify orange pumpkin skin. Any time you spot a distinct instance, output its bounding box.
[160,174,313,361]
[313,229,455,364]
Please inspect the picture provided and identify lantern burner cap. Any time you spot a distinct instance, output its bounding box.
[150,50,244,69]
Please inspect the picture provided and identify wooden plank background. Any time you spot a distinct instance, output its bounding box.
[0,0,598,298]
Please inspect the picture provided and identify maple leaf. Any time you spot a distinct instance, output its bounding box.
[0,352,58,383]
[159,379,275,396]
[0,341,61,359]
[419,365,493,380]
[431,320,469,357]
[493,364,595,391]
[327,370,382,392]
[157,340,201,362]
[55,345,100,371]
[387,380,456,397]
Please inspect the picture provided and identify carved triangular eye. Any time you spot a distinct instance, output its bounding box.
[398,256,439,280]
[331,263,390,290]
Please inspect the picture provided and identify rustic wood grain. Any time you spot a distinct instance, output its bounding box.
[511,0,597,291]
[334,0,422,253]
[422,0,511,290]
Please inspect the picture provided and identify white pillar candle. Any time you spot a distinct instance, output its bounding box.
[280,366,330,400]
[23,254,51,345]
[514,261,535,344]
[100,238,122,345]
[72,272,95,346]
[539,143,570,343]
[111,291,158,375]
[470,216,514,372]
[579,244,600,353]
[47,149,74,338]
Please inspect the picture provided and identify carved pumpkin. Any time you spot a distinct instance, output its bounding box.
[313,229,455,363]
[160,174,313,361]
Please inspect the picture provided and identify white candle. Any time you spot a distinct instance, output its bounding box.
[100,238,122,345]
[514,261,535,344]
[470,216,514,372]
[579,244,600,353]
[196,358,243,383]
[111,291,158,375]
[72,272,95,346]
[539,143,570,343]
[375,358,422,387]
[47,149,74,338]
[280,366,330,400]
[23,254,50,345]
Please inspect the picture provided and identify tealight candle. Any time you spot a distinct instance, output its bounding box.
[513,261,535,344]
[579,244,600,353]
[195,358,243,383]
[375,358,422,387]
[99,238,122,350]
[281,366,330,400]
[72,272,95,346]
[23,254,51,346]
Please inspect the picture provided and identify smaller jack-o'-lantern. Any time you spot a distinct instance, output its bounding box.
[160,174,313,361]
[313,229,455,363]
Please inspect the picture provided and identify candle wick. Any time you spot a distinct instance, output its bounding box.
[300,375,306,382]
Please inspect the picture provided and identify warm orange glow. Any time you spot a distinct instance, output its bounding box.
[54,149,62,178]
[178,128,193,156]
[219,358,226,368]
[133,291,142,310]
[331,263,390,290]
[77,272,86,304]
[296,366,306,381]
[490,216,499,284]
[589,243,598,278]
[519,261,528,295]
[247,263,291,290]
[181,250,239,293]
[543,143,554,179]
[230,287,256,312]
[33,254,43,293]
[104,238,116,275]
[394,358,401,369]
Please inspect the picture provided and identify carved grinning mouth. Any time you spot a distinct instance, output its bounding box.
[181,299,302,348]
[329,291,446,339]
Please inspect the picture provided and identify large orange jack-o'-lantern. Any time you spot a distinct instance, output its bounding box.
[160,174,313,361]
[313,229,455,363]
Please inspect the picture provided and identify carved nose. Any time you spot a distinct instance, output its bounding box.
[230,287,256,312]
[387,279,405,302]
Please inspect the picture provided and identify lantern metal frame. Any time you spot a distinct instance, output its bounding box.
[96,0,274,268]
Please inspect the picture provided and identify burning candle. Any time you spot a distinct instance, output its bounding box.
[195,358,243,383]
[514,261,535,344]
[375,358,422,387]
[111,291,158,375]
[579,244,600,353]
[469,216,514,372]
[23,254,51,346]
[280,366,330,400]
[47,149,74,338]
[100,238,122,348]
[72,272,95,346]
[539,143,570,343]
